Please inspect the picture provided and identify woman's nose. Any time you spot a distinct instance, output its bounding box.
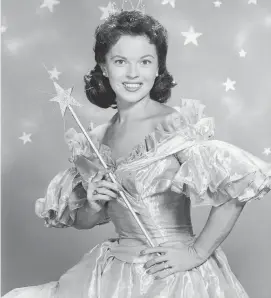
[126,64,139,78]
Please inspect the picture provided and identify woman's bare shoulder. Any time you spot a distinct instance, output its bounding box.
[149,103,178,120]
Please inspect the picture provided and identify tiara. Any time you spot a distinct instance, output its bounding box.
[111,0,145,14]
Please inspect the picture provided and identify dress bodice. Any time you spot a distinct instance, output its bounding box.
[105,153,194,245]
[86,109,198,245]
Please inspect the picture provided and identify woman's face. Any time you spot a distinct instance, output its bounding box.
[101,35,159,105]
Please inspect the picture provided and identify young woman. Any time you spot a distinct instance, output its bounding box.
[3,10,271,298]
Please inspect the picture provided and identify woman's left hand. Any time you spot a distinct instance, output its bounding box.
[140,241,207,280]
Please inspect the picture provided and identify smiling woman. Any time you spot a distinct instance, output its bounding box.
[3,8,271,298]
[101,35,159,105]
[84,10,176,109]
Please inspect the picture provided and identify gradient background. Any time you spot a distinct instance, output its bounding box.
[1,0,271,297]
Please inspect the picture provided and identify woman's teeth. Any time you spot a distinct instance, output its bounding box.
[123,83,142,91]
[124,83,141,87]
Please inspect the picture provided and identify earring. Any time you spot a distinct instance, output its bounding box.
[156,73,159,77]
[103,72,107,77]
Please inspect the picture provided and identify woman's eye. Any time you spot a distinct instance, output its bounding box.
[114,59,151,65]
[141,60,152,65]
[114,59,125,65]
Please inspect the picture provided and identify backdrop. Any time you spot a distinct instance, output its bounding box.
[1,0,271,297]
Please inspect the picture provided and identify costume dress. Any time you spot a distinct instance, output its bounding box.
[3,99,271,298]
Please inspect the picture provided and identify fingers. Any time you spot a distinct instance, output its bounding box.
[94,187,119,199]
[104,172,111,181]
[171,185,182,194]
[87,187,115,202]
[88,180,120,203]
[91,193,115,201]
[92,169,109,182]
[140,247,168,255]
[97,180,120,193]
[89,170,122,192]
[145,262,170,275]
[144,256,169,269]
[86,169,123,202]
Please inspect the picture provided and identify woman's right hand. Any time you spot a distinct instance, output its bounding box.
[87,169,121,202]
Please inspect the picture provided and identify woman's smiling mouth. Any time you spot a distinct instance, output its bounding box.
[123,82,143,91]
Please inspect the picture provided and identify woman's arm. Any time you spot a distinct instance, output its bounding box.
[193,198,247,261]
[70,183,110,230]
[73,200,107,230]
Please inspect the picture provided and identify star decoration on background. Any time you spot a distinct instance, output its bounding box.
[48,67,61,80]
[5,39,23,55]
[223,78,236,91]
[181,26,203,46]
[248,0,257,4]
[161,0,176,8]
[50,82,82,117]
[40,0,60,13]
[263,148,271,156]
[99,2,114,20]
[213,1,222,8]
[1,25,7,34]
[19,132,32,144]
[239,49,247,57]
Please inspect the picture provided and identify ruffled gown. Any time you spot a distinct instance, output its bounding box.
[3,99,271,298]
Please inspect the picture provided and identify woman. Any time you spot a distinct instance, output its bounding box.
[3,10,271,298]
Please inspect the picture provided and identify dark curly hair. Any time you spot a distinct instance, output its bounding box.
[84,10,177,109]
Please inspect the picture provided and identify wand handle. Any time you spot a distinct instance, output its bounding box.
[68,105,159,250]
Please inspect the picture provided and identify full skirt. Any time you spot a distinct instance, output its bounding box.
[2,238,249,298]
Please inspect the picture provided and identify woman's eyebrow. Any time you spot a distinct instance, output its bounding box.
[110,54,154,59]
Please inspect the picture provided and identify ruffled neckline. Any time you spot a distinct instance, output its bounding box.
[98,109,181,165]
[89,99,215,167]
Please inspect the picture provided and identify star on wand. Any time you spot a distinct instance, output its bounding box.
[48,82,162,253]
[50,82,82,116]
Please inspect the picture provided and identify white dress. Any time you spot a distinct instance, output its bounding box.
[3,99,271,297]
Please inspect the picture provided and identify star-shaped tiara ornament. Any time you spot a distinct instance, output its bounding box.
[109,0,145,16]
[49,82,82,117]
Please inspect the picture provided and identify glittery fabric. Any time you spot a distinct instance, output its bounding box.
[4,99,271,298]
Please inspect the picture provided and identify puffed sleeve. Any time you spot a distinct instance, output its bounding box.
[35,126,111,227]
[170,99,271,207]
[171,140,271,207]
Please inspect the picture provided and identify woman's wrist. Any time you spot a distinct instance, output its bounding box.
[191,242,210,263]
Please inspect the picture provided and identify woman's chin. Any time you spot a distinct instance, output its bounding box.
[116,92,150,103]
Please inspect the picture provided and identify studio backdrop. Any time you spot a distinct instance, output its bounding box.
[1,0,271,297]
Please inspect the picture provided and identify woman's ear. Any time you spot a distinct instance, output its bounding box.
[99,63,104,72]
[99,64,108,77]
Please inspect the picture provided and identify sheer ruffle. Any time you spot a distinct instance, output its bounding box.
[64,127,101,164]
[171,140,271,206]
[35,126,112,228]
[35,167,110,227]
[143,98,215,154]
[84,98,215,166]
[168,100,271,207]
[35,168,86,227]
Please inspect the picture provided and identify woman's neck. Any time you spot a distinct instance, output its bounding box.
[114,96,159,125]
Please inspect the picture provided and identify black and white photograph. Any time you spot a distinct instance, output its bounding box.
[1,0,271,297]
